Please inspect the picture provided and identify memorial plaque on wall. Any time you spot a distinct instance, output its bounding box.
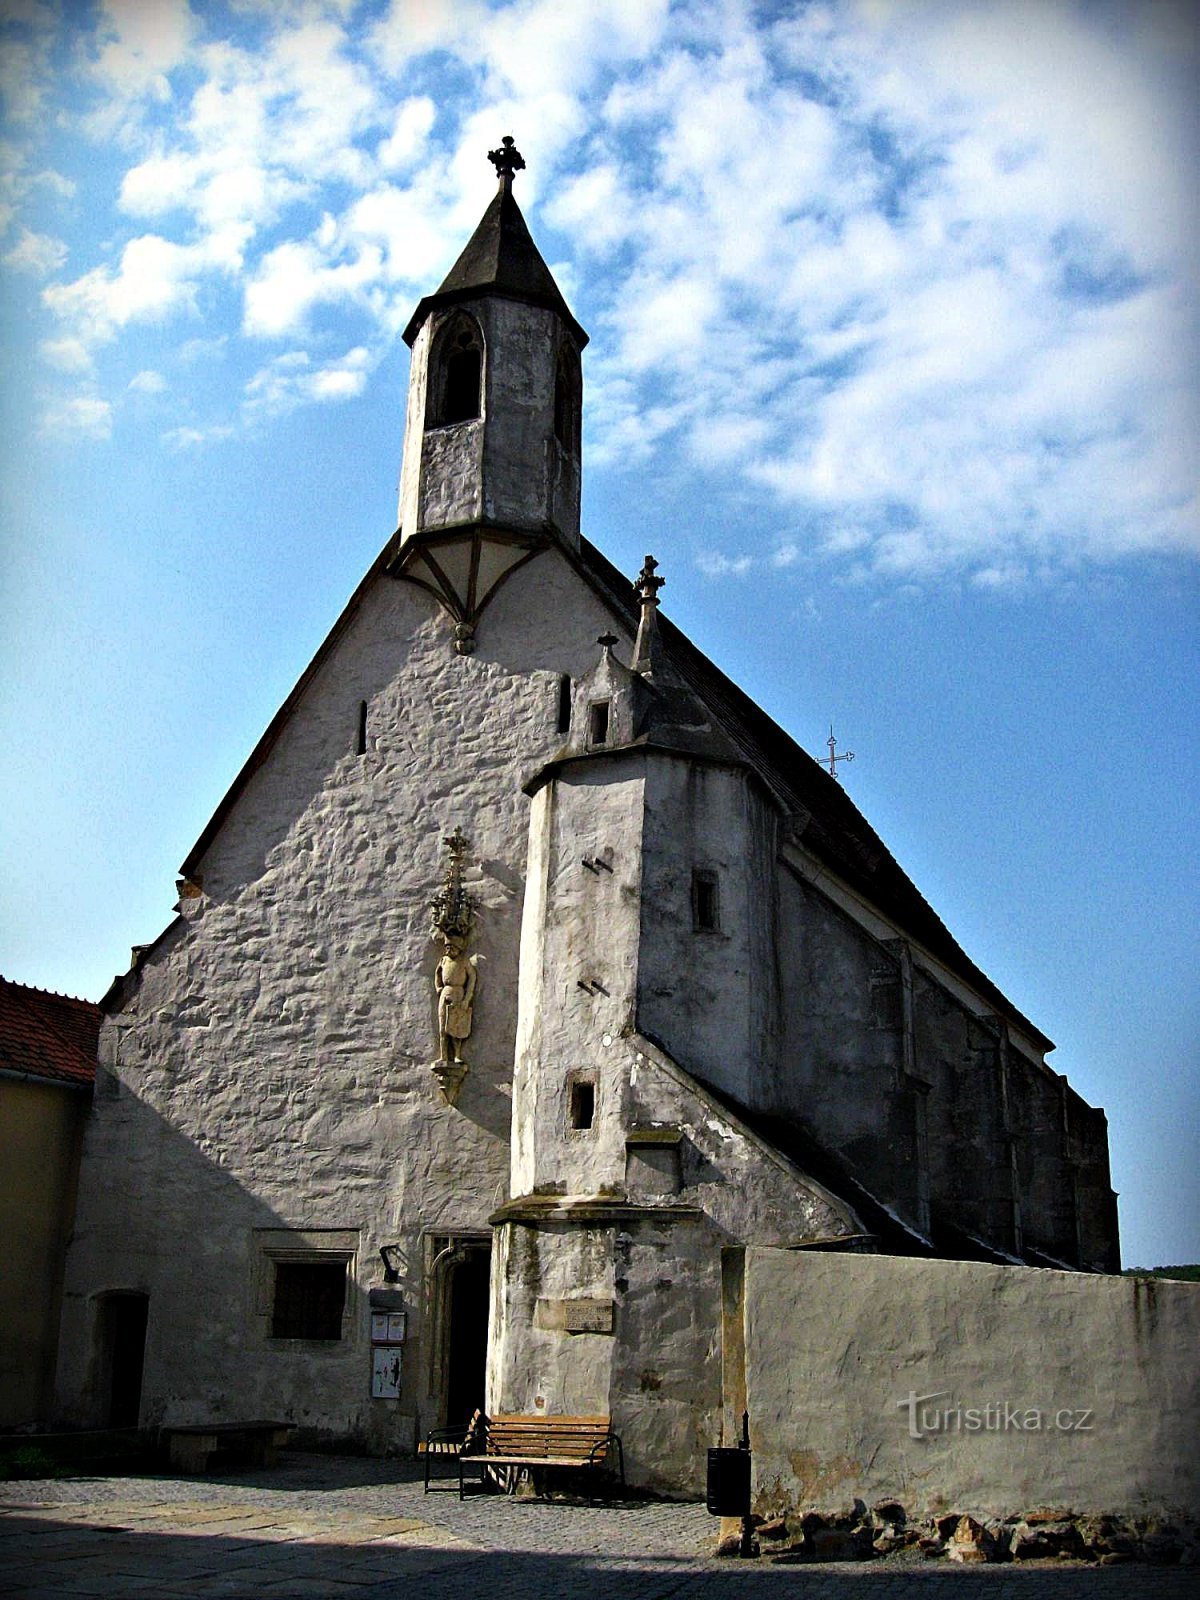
[535,1297,614,1334]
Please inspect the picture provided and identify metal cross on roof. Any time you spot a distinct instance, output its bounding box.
[825,725,855,782]
[488,135,526,185]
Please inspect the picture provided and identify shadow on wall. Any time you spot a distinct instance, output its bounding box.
[55,1079,407,1444]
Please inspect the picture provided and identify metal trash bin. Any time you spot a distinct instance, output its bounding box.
[706,1445,751,1517]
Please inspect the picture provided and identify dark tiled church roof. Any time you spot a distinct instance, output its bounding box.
[403,183,587,349]
[0,976,99,1087]
[571,534,1053,1053]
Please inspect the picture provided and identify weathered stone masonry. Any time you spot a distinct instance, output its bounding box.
[55,145,1125,1506]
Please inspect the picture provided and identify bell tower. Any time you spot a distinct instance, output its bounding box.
[390,138,588,653]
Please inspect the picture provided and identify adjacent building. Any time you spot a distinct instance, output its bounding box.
[1,977,98,1428]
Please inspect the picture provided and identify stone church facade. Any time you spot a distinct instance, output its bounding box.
[55,144,1118,1494]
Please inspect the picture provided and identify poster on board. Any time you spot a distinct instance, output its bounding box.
[371,1347,402,1399]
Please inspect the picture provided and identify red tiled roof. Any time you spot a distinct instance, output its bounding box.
[0,976,99,1087]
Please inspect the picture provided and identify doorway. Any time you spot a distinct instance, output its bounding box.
[100,1292,149,1427]
[432,1239,491,1427]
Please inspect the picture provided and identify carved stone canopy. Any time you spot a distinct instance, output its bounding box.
[429,826,478,943]
[390,528,546,654]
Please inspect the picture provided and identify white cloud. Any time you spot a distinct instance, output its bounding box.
[369,0,488,73]
[162,421,235,449]
[87,0,195,103]
[129,369,167,392]
[0,4,59,122]
[0,40,45,123]
[696,551,754,578]
[42,233,211,348]
[243,345,373,417]
[3,226,67,275]
[118,152,197,217]
[377,97,436,172]
[40,395,112,439]
[38,337,93,374]
[8,0,1192,583]
[242,239,382,337]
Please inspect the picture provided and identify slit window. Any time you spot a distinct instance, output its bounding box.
[557,674,572,734]
[271,1261,347,1341]
[356,700,368,755]
[569,1080,595,1130]
[588,700,610,747]
[554,345,581,453]
[692,870,720,932]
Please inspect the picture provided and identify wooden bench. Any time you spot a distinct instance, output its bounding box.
[162,1420,292,1474]
[419,1413,481,1492]
[457,1413,624,1499]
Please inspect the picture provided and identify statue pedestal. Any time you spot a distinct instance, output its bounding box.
[431,1060,468,1106]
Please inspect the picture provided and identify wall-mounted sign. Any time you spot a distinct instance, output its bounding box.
[371,1310,407,1345]
[372,1347,402,1399]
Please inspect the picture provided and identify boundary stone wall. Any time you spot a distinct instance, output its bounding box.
[743,1249,1199,1522]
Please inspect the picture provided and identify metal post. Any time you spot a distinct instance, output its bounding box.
[739,1409,756,1558]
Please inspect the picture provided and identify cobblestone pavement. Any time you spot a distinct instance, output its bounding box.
[1,1454,1194,1600]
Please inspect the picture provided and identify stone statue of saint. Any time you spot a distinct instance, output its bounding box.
[428,827,480,1101]
[434,934,477,1066]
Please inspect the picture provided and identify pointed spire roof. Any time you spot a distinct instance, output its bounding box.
[403,138,588,348]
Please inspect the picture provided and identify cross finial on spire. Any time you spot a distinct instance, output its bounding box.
[635,555,665,606]
[488,135,525,188]
[633,555,665,675]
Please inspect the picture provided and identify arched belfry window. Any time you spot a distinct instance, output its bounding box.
[428,315,483,429]
[554,343,581,455]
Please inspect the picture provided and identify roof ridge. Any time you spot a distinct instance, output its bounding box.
[0,974,100,1008]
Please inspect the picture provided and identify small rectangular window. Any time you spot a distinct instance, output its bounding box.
[870,975,902,1030]
[557,674,572,734]
[356,700,368,755]
[693,870,720,932]
[569,1080,595,1130]
[588,701,610,747]
[271,1261,347,1340]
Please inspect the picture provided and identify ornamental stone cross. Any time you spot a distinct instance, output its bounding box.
[488,135,525,185]
[635,554,665,604]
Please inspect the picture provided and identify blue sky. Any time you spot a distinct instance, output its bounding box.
[1,0,1196,1267]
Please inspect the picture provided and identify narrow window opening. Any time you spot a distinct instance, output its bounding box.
[870,974,901,1030]
[442,338,481,423]
[271,1261,346,1340]
[569,1080,595,1131]
[588,700,610,747]
[693,870,720,932]
[428,319,484,429]
[356,700,368,755]
[554,346,580,453]
[557,674,572,734]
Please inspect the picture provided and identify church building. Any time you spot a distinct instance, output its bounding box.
[54,140,1119,1495]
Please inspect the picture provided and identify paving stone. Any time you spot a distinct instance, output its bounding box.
[3,1454,1199,1599]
